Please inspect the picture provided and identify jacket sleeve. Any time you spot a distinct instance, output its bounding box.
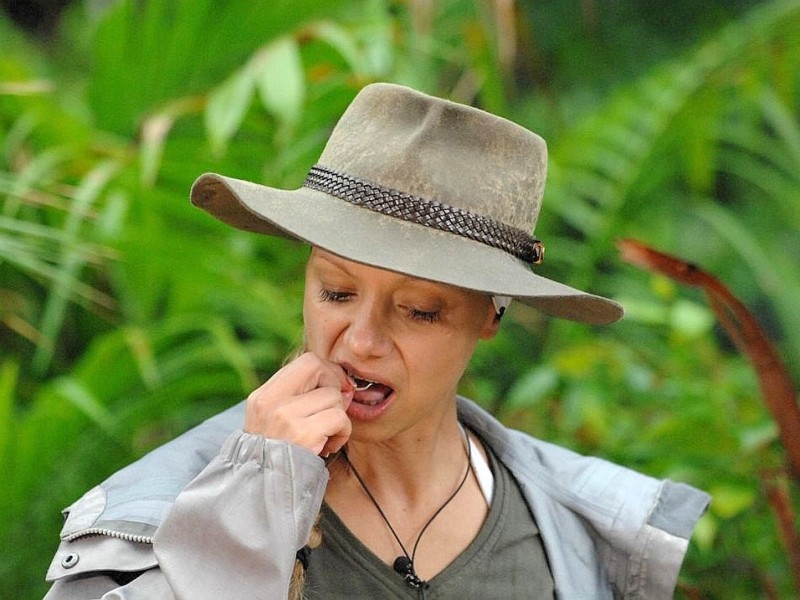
[153,429,329,599]
[44,568,173,600]
[43,430,328,600]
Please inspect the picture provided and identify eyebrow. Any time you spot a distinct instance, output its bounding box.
[311,248,463,300]
[312,251,359,278]
[313,250,415,284]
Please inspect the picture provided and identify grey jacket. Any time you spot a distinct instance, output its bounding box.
[44,398,710,599]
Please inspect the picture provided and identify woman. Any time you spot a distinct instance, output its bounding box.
[45,83,709,599]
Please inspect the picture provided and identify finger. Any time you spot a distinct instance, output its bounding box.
[248,355,353,419]
[286,352,350,395]
[246,385,333,434]
[320,428,350,456]
[280,386,349,419]
[291,405,352,456]
[311,357,353,411]
[313,356,354,396]
[254,352,351,397]
[247,387,348,446]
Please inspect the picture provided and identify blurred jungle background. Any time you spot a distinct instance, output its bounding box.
[2,0,799,597]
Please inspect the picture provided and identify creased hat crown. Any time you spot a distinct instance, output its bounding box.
[318,83,546,234]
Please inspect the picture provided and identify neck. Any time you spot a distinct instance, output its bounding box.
[337,408,466,503]
[323,398,488,586]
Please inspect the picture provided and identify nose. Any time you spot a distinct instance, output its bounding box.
[343,300,393,359]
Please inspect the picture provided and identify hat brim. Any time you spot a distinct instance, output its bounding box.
[190,173,623,325]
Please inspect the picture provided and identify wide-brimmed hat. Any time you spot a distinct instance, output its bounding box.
[190,83,623,325]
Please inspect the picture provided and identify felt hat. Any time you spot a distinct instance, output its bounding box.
[190,83,623,325]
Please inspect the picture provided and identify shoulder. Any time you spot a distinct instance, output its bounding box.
[46,404,246,589]
[457,395,710,599]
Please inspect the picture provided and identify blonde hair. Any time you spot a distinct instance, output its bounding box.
[289,454,343,599]
[288,514,323,600]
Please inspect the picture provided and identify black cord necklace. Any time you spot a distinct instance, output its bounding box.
[342,426,472,597]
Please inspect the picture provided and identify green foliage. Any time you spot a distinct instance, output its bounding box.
[1,0,799,597]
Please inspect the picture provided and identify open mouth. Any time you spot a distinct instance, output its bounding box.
[345,367,394,404]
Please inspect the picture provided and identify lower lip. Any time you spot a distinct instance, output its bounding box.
[347,391,395,422]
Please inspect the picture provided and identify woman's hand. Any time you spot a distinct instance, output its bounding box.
[244,352,354,456]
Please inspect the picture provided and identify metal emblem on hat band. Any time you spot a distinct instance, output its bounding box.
[303,165,545,265]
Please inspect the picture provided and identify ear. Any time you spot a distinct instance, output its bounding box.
[479,302,501,340]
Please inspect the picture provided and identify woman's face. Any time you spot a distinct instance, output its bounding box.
[303,248,499,442]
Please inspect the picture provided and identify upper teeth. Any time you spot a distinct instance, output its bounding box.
[350,373,377,391]
[355,381,374,391]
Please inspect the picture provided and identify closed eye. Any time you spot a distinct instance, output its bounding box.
[318,288,352,303]
[407,308,439,324]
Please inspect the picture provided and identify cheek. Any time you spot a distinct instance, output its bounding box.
[407,330,478,387]
[302,298,329,353]
[303,300,351,356]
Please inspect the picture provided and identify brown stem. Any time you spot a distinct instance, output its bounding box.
[763,471,800,593]
[618,238,800,596]
[617,239,800,477]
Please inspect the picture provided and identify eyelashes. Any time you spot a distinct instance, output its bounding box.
[407,308,439,324]
[317,288,440,324]
[318,288,351,303]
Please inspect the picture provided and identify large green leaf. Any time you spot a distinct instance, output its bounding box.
[87,0,353,135]
[543,0,800,290]
[32,162,119,373]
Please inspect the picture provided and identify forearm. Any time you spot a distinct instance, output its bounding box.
[153,429,328,599]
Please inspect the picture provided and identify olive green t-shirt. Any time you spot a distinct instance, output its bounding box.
[305,442,554,598]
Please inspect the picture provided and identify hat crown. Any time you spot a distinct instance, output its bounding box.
[317,83,546,234]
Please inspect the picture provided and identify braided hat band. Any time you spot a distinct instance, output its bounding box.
[304,165,545,266]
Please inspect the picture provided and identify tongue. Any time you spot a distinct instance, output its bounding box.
[353,384,391,405]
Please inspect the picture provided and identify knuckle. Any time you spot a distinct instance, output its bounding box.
[296,351,320,369]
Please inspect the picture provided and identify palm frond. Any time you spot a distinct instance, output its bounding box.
[544,0,800,289]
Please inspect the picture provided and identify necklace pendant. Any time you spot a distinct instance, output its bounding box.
[393,556,413,575]
[394,556,427,589]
